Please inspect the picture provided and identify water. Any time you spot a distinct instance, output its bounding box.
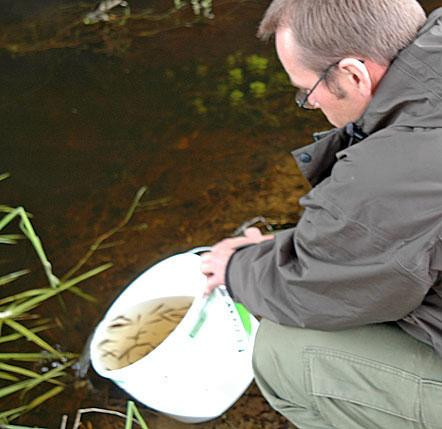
[96,296,193,370]
[0,0,440,427]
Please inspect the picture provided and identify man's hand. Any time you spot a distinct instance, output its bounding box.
[200,227,274,295]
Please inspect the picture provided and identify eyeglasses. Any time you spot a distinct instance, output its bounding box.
[295,62,339,110]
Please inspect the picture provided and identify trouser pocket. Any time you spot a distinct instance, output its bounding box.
[421,379,442,428]
[303,347,423,429]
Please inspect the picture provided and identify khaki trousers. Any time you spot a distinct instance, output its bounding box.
[252,319,442,429]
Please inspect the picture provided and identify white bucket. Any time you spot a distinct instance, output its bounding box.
[90,248,259,423]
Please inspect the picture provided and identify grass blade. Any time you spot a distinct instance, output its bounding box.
[0,206,32,218]
[128,401,149,429]
[0,363,40,379]
[0,289,54,306]
[0,235,24,245]
[24,385,64,413]
[0,360,71,400]
[0,353,76,361]
[68,286,97,302]
[0,405,28,423]
[0,372,62,400]
[0,372,19,381]
[0,271,30,287]
[3,320,62,358]
[62,186,146,281]
[0,324,53,344]
[0,173,10,182]
[6,263,112,318]
[0,425,47,429]
[125,401,134,429]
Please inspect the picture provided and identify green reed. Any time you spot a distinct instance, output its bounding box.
[0,400,149,429]
[0,174,149,424]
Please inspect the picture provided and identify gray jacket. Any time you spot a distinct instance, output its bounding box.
[226,9,442,355]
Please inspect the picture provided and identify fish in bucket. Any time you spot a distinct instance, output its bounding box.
[90,248,259,423]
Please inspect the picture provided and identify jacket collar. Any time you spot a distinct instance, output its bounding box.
[291,124,366,186]
[357,7,442,135]
[292,8,442,186]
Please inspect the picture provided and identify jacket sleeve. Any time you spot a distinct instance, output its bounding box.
[225,158,439,330]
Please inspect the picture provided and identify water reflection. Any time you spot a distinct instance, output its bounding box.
[0,0,439,427]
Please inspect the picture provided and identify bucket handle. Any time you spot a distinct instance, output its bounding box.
[187,246,211,255]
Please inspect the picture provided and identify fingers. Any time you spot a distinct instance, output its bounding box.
[243,227,274,241]
[243,227,262,240]
[200,246,233,294]
[212,235,261,251]
[199,230,275,295]
[205,274,223,296]
[200,253,213,277]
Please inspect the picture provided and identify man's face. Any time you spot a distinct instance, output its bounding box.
[275,27,372,127]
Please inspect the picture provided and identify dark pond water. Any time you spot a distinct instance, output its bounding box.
[0,0,440,427]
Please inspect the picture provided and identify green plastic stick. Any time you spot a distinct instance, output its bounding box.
[234,303,252,335]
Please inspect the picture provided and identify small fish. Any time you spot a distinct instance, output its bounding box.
[149,303,164,315]
[98,338,115,347]
[118,341,153,361]
[146,317,163,324]
[158,313,175,322]
[126,327,147,342]
[101,348,119,359]
[111,315,132,323]
[83,0,129,25]
[108,315,133,329]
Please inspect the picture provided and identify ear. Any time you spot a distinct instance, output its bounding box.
[338,58,372,97]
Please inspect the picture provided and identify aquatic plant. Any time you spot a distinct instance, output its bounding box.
[0,174,113,424]
[230,89,245,106]
[190,0,215,18]
[229,68,244,86]
[184,51,296,128]
[192,97,208,114]
[249,81,267,98]
[0,400,149,428]
[0,175,148,424]
[0,0,223,56]
[245,54,269,75]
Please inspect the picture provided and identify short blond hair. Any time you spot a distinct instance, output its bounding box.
[258,0,427,73]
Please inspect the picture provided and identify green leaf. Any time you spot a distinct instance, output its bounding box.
[0,375,51,400]
[0,234,24,244]
[24,385,64,412]
[0,371,19,381]
[6,263,112,318]
[125,401,134,429]
[0,425,47,429]
[0,206,32,217]
[0,405,28,422]
[0,362,64,383]
[127,401,149,429]
[0,324,53,344]
[0,352,76,361]
[0,289,53,305]
[3,319,62,359]
[0,360,71,400]
[0,173,10,182]
[0,270,30,287]
[68,286,97,302]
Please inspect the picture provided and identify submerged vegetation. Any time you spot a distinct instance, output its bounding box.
[0,172,112,423]
[0,174,149,424]
[0,400,150,428]
[187,50,294,127]
[0,0,224,56]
